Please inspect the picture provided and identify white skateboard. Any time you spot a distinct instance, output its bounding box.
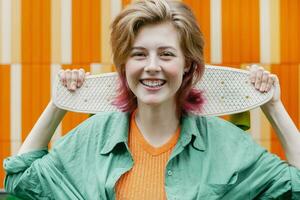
[52,65,273,116]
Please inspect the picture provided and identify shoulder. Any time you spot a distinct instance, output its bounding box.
[190,115,258,151]
[195,115,267,169]
[52,111,130,150]
[203,116,250,141]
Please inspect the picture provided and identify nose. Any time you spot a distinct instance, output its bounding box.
[144,54,161,73]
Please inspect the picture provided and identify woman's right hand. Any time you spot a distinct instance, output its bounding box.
[58,68,90,91]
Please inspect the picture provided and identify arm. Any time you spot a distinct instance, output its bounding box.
[249,65,300,168]
[5,69,88,198]
[18,68,88,155]
[18,101,66,154]
[261,95,300,168]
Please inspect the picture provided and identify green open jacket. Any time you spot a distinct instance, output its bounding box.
[3,112,300,199]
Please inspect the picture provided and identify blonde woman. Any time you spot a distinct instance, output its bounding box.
[4,0,300,199]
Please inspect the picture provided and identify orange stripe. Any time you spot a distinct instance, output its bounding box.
[242,0,260,62]
[0,65,11,188]
[42,0,51,63]
[222,0,259,65]
[91,0,101,62]
[22,65,51,140]
[41,65,51,111]
[22,0,32,63]
[72,0,100,64]
[81,0,91,63]
[21,0,51,141]
[183,0,210,63]
[280,0,300,63]
[31,0,41,63]
[21,0,50,143]
[122,0,131,8]
[72,0,81,64]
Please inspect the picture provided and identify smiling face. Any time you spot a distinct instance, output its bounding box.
[125,22,187,108]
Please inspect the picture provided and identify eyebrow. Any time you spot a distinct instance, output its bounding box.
[131,46,177,51]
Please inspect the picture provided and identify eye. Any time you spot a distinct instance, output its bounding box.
[131,52,146,58]
[160,51,175,57]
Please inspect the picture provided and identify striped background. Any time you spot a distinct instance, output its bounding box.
[0,0,299,188]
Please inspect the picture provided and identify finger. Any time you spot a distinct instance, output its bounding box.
[259,71,270,92]
[254,67,264,89]
[65,69,72,89]
[77,68,85,87]
[70,70,79,91]
[249,70,256,83]
[265,74,275,92]
[248,64,259,83]
[58,69,66,86]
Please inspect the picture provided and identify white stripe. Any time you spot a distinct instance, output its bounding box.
[111,0,122,20]
[51,0,61,63]
[210,0,222,64]
[91,63,109,74]
[101,0,112,64]
[90,63,102,74]
[259,0,271,64]
[11,0,22,63]
[0,0,12,64]
[90,63,112,74]
[61,0,72,64]
[50,64,62,142]
[10,64,22,155]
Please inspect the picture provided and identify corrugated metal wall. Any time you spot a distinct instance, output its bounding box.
[0,0,299,188]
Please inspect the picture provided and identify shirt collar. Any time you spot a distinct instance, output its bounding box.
[99,112,130,155]
[179,114,206,151]
[99,112,206,154]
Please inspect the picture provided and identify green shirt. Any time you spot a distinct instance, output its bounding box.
[3,112,300,199]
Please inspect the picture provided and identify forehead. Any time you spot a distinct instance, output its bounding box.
[133,22,181,49]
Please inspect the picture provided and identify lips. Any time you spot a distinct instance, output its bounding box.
[140,79,166,88]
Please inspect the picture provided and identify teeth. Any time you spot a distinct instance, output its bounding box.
[141,80,165,87]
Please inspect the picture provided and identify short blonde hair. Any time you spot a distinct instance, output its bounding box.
[111,0,205,116]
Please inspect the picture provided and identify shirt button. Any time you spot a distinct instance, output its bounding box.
[167,170,173,176]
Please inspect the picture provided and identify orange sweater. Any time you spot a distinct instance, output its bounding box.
[115,111,180,200]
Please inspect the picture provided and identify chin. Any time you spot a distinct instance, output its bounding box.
[138,97,165,106]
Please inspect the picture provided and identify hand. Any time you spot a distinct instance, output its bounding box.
[58,68,90,91]
[248,65,281,106]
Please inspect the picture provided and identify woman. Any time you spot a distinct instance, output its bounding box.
[4,0,300,199]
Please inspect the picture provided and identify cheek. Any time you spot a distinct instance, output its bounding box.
[165,64,184,82]
[125,62,143,84]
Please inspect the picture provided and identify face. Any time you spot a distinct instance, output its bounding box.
[125,22,186,107]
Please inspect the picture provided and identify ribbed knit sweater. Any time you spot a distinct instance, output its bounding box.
[115,111,180,200]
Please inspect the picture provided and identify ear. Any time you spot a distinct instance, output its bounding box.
[184,61,194,73]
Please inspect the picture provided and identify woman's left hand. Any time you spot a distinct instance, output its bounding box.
[248,65,281,107]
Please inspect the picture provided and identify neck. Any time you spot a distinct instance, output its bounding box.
[135,101,180,139]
